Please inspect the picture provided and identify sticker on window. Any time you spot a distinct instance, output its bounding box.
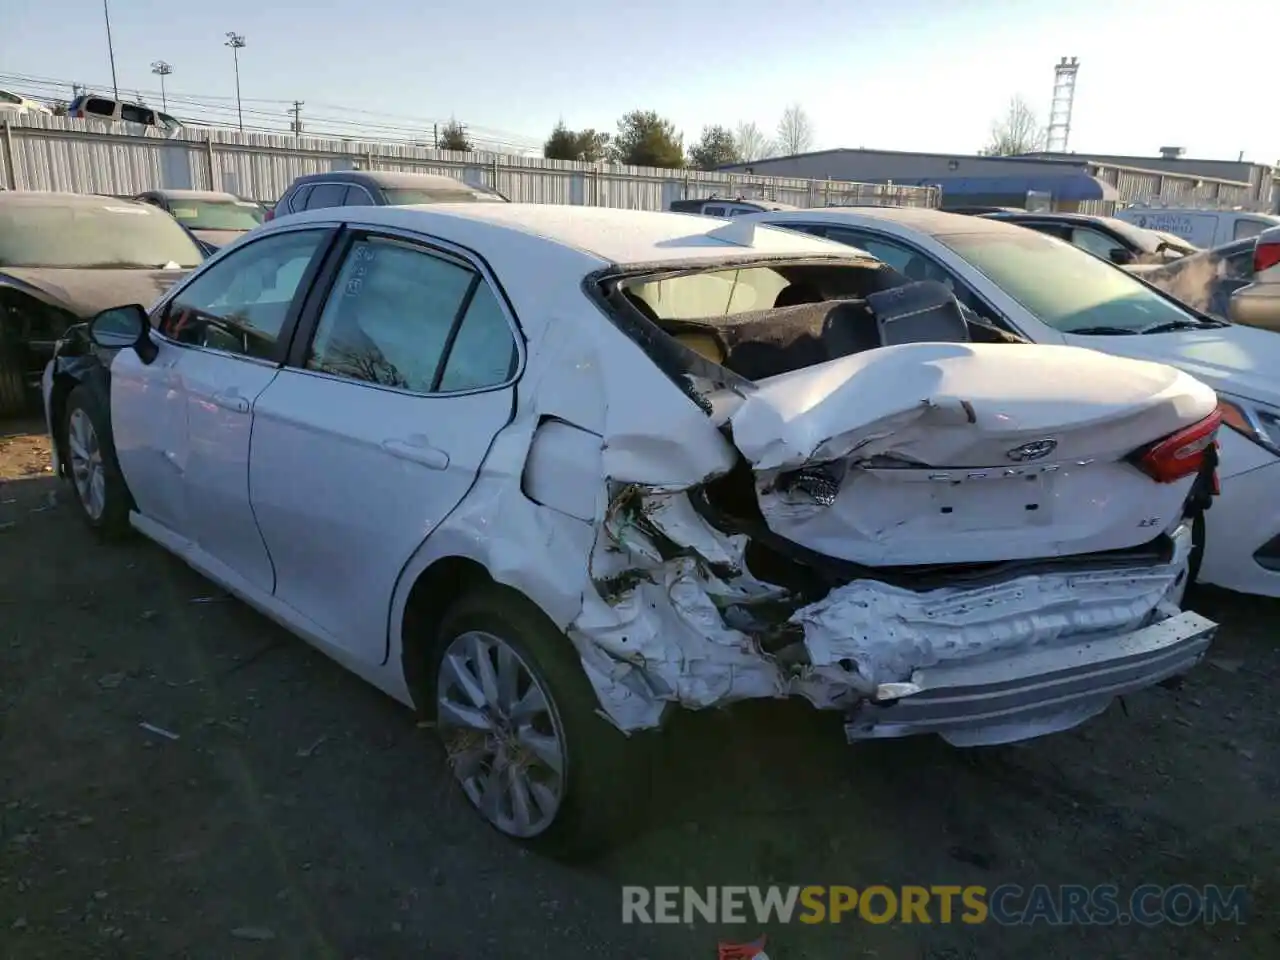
[103,205,151,215]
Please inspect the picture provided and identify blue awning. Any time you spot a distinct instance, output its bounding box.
[893,173,1119,202]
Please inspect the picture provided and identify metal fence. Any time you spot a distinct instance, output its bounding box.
[0,115,941,211]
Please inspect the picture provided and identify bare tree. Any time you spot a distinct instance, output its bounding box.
[775,104,815,156]
[734,121,772,162]
[980,96,1047,156]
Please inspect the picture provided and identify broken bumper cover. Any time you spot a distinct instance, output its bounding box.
[843,610,1216,747]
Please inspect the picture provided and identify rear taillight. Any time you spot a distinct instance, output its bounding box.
[1256,239,1280,273]
[1132,410,1222,483]
[263,208,275,221]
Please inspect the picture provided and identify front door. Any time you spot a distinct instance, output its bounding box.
[149,226,336,593]
[248,231,521,664]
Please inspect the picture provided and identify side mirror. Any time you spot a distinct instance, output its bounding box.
[88,305,158,363]
[1109,247,1136,265]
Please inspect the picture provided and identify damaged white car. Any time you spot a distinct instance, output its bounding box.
[41,203,1221,858]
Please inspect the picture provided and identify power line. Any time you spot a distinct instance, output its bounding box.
[0,70,541,151]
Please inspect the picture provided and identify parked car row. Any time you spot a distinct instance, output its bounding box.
[7,178,1276,860]
[16,188,1228,859]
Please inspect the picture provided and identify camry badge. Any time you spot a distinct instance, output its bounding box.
[1006,439,1058,462]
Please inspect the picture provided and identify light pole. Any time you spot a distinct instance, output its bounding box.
[103,0,119,101]
[150,61,173,112]
[225,32,246,133]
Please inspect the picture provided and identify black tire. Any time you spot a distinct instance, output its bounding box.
[431,585,648,861]
[62,384,132,539]
[0,338,25,418]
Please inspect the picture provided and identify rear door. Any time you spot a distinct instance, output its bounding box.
[247,227,522,665]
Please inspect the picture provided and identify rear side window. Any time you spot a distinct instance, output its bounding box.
[703,205,726,217]
[84,98,116,117]
[286,184,314,212]
[306,184,349,209]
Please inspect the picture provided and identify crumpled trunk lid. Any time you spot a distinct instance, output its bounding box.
[725,341,1218,566]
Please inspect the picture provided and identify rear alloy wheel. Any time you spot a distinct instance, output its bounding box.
[432,586,645,859]
[63,385,132,538]
[437,630,567,838]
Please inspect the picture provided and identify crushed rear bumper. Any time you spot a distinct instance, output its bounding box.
[843,610,1216,747]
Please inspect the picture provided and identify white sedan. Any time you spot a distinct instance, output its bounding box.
[42,203,1219,857]
[741,206,1280,599]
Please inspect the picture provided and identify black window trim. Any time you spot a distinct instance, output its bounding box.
[284,183,315,213]
[282,223,527,399]
[147,222,344,368]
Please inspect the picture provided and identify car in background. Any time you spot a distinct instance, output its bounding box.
[980,210,1197,264]
[66,94,182,134]
[133,189,265,251]
[42,204,1217,856]
[0,192,203,416]
[738,205,1280,599]
[1115,206,1280,249]
[669,197,797,217]
[269,170,507,220]
[0,89,53,117]
[1129,236,1258,320]
[1225,226,1280,332]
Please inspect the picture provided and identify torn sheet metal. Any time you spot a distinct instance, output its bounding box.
[728,341,1218,472]
[792,523,1194,692]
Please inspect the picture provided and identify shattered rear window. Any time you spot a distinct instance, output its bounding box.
[628,266,791,319]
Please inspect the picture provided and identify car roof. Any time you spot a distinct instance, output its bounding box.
[742,205,1018,238]
[290,170,485,191]
[0,191,152,210]
[143,189,246,202]
[274,202,857,268]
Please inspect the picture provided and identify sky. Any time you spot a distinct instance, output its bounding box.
[2,0,1277,162]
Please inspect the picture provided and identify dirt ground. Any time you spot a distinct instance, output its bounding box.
[1,416,1277,960]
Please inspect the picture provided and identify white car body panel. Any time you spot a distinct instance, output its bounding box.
[726,341,1215,565]
[744,207,1280,597]
[49,204,1218,748]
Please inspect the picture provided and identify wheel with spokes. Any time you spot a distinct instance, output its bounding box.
[63,385,131,538]
[432,586,643,859]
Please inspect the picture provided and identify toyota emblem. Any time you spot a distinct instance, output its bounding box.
[1006,439,1058,462]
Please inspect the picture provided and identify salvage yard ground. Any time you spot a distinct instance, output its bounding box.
[1,417,1277,959]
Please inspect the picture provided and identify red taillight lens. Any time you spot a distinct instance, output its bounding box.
[263,208,275,222]
[1255,240,1280,273]
[1132,410,1222,483]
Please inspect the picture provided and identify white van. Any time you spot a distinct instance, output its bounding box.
[66,94,182,134]
[1114,206,1280,248]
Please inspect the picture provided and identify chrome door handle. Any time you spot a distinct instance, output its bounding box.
[381,438,450,470]
[211,390,250,414]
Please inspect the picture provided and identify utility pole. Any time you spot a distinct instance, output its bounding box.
[150,61,173,112]
[433,123,438,149]
[225,32,246,134]
[290,100,304,140]
[103,0,119,101]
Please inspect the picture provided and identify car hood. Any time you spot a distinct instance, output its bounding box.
[1076,324,1280,407]
[0,266,191,318]
[191,228,249,248]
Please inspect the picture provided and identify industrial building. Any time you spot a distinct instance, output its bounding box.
[717,147,1276,215]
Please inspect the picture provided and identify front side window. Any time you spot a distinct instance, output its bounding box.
[1234,219,1273,241]
[119,104,155,125]
[306,237,512,394]
[942,229,1203,334]
[0,199,203,269]
[159,229,328,358]
[1070,227,1122,260]
[821,227,915,272]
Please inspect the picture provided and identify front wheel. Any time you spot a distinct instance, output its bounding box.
[63,384,132,538]
[432,585,645,860]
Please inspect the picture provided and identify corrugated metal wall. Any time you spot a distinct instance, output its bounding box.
[0,116,941,210]
[1084,161,1257,216]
